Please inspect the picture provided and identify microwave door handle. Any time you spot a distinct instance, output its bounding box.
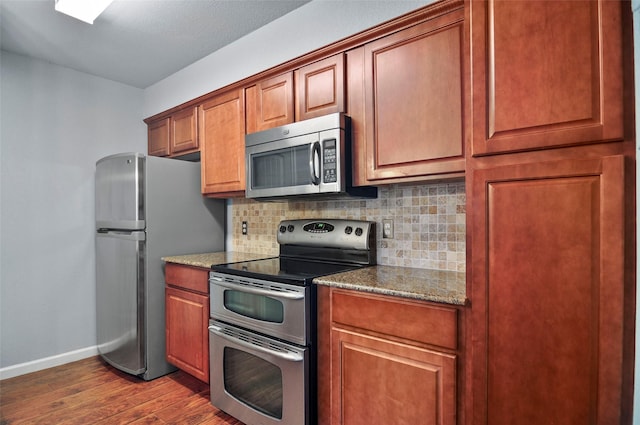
[309,141,320,185]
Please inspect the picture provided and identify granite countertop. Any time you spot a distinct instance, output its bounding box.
[161,251,270,268]
[163,252,466,305]
[314,265,467,306]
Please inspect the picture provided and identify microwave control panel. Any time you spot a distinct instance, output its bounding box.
[322,139,337,183]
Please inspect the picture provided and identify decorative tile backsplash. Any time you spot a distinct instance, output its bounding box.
[230,181,466,272]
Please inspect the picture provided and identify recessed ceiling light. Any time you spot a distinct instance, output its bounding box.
[54,0,114,24]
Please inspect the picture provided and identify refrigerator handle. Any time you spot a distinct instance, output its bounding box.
[96,230,146,240]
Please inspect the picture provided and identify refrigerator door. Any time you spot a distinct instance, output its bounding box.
[96,153,145,230]
[96,230,146,375]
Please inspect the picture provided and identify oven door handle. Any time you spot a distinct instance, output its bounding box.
[211,277,305,300]
[209,324,305,362]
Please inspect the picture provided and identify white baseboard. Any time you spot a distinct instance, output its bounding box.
[0,346,99,380]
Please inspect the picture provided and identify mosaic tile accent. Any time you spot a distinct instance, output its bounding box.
[230,181,466,272]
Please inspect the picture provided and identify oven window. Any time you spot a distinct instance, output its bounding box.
[224,347,283,419]
[223,290,284,323]
[251,145,311,190]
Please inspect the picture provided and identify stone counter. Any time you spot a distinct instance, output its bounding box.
[161,251,269,269]
[163,253,467,305]
[313,265,467,306]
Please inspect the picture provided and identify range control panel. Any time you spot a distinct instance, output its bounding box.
[277,219,374,250]
[302,222,335,233]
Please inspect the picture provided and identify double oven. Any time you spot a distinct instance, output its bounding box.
[208,219,376,425]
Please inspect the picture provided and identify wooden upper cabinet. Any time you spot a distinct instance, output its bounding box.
[246,72,294,133]
[295,54,345,121]
[470,155,627,425]
[170,106,198,155]
[358,7,465,184]
[471,0,625,156]
[147,106,198,157]
[200,89,246,197]
[148,117,170,157]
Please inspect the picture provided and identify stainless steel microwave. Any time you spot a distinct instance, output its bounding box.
[245,113,377,200]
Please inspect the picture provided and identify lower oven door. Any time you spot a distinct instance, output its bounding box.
[210,272,310,346]
[209,320,309,425]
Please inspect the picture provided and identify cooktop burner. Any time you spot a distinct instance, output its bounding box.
[211,257,366,286]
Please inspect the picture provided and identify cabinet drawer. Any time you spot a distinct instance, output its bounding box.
[331,289,457,350]
[165,263,209,294]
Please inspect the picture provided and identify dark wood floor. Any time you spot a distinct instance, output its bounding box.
[0,356,243,424]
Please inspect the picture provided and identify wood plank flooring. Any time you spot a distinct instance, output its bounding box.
[0,356,244,424]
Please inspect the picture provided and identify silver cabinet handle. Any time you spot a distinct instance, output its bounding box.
[209,324,304,362]
[211,278,305,300]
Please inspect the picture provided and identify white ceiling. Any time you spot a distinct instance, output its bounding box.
[0,0,311,89]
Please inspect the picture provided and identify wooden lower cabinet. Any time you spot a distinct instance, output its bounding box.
[319,286,459,425]
[333,329,456,425]
[165,263,210,383]
[469,155,630,425]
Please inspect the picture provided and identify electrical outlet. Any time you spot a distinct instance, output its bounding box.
[242,221,248,235]
[382,219,393,239]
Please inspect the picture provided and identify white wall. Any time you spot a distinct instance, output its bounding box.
[0,50,145,376]
[144,0,433,117]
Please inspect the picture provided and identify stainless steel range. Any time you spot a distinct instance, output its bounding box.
[208,219,376,425]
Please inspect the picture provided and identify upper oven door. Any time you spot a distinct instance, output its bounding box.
[245,132,322,198]
[209,272,311,346]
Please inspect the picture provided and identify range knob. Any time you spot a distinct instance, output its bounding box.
[344,226,353,235]
[287,224,295,232]
[279,225,287,233]
[355,227,363,236]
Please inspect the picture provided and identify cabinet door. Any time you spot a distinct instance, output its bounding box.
[171,106,198,155]
[246,72,294,133]
[200,89,246,197]
[148,117,170,157]
[346,47,367,186]
[332,328,456,425]
[362,8,465,183]
[295,54,345,121]
[469,155,627,425]
[470,0,624,156]
[165,286,209,383]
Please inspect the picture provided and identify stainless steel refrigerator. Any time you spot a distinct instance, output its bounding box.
[95,152,225,380]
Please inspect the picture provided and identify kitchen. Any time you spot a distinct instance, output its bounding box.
[1,0,638,424]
